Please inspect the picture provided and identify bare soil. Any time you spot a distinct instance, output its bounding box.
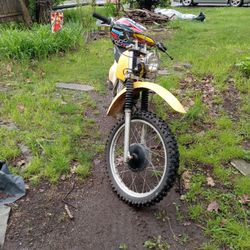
[4,90,205,250]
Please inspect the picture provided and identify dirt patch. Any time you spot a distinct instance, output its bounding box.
[222,80,241,120]
[4,90,206,250]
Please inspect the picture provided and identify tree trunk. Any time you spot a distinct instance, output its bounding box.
[137,0,159,11]
[36,0,52,24]
[18,0,32,27]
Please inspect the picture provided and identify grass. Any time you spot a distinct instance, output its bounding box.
[0,37,113,183]
[155,7,250,249]
[0,5,250,249]
[0,23,82,60]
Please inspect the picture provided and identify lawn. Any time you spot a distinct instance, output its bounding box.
[0,6,249,249]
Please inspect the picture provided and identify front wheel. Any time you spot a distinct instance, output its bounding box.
[105,111,179,207]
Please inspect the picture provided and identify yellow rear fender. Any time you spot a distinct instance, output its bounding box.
[107,81,186,117]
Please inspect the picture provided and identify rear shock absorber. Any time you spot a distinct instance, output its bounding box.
[141,89,149,111]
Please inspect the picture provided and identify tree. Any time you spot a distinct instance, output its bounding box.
[18,0,33,26]
[29,0,64,24]
[137,0,160,11]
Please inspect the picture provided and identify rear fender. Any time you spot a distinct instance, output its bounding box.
[107,81,186,117]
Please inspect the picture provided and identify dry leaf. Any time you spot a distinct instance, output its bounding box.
[6,64,12,73]
[17,159,26,167]
[207,201,219,212]
[115,156,124,167]
[17,104,25,112]
[239,194,250,205]
[70,165,77,174]
[206,176,215,187]
[182,171,192,190]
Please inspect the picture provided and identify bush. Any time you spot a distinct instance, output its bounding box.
[236,57,250,78]
[0,23,82,60]
[64,6,96,31]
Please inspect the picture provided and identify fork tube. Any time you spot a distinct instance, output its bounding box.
[124,108,131,162]
[124,51,134,162]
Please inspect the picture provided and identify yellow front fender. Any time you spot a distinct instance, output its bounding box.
[107,81,186,117]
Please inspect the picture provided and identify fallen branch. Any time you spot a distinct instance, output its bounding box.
[123,9,169,24]
[64,204,74,220]
[62,181,77,209]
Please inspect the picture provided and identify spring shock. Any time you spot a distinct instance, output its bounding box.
[124,80,134,110]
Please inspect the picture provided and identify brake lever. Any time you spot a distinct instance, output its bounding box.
[156,42,174,60]
[165,51,174,61]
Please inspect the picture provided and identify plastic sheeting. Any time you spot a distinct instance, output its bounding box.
[154,8,197,20]
[0,161,25,205]
[0,161,26,249]
[0,206,11,249]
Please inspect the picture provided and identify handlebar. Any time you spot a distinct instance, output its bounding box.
[92,12,112,25]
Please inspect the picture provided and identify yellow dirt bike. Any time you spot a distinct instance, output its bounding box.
[93,13,186,207]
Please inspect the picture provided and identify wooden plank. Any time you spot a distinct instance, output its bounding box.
[0,0,24,23]
[0,12,22,19]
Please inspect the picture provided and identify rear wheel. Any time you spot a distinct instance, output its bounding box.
[182,0,193,6]
[105,111,179,207]
[229,0,243,6]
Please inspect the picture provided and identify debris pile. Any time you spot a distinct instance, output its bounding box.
[124,9,170,24]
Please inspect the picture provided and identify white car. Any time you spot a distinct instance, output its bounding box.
[174,0,250,7]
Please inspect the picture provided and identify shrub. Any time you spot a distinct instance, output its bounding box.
[236,57,250,78]
[64,6,96,31]
[0,23,82,60]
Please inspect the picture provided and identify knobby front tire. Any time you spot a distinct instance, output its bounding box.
[105,111,179,207]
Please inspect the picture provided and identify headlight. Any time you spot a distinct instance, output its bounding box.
[145,52,159,73]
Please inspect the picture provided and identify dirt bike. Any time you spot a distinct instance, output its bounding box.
[93,12,186,207]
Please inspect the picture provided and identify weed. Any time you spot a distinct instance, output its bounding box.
[0,128,20,160]
[119,243,128,250]
[184,98,204,121]
[144,236,170,250]
[188,204,203,221]
[200,242,219,250]
[213,165,232,183]
[236,57,250,78]
[154,210,168,222]
[178,233,190,245]
[207,218,250,249]
[173,203,184,222]
[75,165,91,179]
[234,176,250,195]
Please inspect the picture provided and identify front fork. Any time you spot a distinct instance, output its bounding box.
[124,108,131,162]
[123,46,149,163]
[123,76,134,162]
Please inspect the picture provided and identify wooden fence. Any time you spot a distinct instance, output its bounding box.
[0,0,29,23]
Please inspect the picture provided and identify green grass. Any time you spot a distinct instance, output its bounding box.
[156,7,250,249]
[0,38,113,182]
[0,6,250,249]
[0,23,82,60]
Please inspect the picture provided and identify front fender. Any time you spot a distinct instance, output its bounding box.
[107,81,186,117]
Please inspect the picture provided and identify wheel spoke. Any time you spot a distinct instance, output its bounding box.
[148,161,160,184]
[131,126,139,144]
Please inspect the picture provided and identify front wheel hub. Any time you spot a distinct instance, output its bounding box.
[128,143,149,172]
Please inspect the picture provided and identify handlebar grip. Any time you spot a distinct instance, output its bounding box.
[92,12,111,25]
